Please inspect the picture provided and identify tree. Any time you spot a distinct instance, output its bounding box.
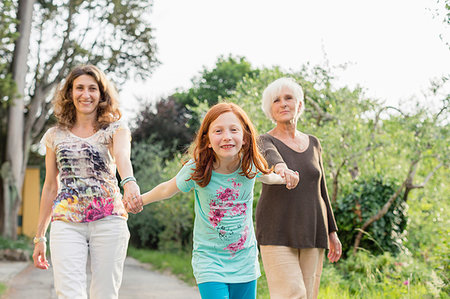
[3,0,35,239]
[131,55,259,159]
[1,0,158,238]
[174,55,258,108]
[352,98,448,254]
[227,65,449,256]
[131,96,195,157]
[0,0,19,235]
[173,55,259,131]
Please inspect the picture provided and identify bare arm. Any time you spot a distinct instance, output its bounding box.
[112,128,142,213]
[141,177,180,205]
[32,147,58,270]
[257,171,299,189]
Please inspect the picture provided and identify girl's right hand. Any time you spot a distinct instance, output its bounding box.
[32,242,49,270]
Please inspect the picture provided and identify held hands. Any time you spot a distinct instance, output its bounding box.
[122,180,143,214]
[275,164,299,190]
[32,242,49,270]
[327,231,342,263]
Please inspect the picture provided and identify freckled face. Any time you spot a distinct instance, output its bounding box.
[208,112,245,162]
[72,75,101,117]
[271,87,301,123]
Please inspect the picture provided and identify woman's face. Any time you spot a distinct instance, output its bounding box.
[271,87,300,123]
[72,74,101,117]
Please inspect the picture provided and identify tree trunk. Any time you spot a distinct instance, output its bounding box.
[2,0,35,239]
[352,159,420,254]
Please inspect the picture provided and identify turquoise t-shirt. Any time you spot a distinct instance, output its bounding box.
[176,160,261,284]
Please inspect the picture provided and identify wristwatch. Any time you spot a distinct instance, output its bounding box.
[33,236,47,244]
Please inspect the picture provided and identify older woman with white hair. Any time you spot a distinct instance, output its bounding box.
[256,77,342,299]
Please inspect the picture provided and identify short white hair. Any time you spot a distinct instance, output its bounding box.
[261,77,305,122]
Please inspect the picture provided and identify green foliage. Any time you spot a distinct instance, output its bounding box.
[320,251,445,298]
[0,235,31,251]
[0,0,18,168]
[335,176,407,256]
[30,0,158,85]
[405,165,450,295]
[0,235,32,260]
[127,139,166,248]
[0,282,6,297]
[131,97,195,158]
[128,146,194,250]
[174,55,259,108]
[173,55,259,130]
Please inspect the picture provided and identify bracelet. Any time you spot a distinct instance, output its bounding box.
[120,176,136,187]
[33,236,47,244]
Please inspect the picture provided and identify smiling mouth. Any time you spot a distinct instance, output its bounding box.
[221,145,235,149]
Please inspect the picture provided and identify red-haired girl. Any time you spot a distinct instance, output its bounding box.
[140,102,298,299]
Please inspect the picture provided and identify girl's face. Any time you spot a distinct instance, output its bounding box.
[72,74,101,117]
[208,112,245,162]
[271,86,301,123]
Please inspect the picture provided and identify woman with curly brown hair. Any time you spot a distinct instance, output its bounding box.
[32,65,142,298]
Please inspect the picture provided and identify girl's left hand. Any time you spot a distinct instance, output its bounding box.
[123,181,143,214]
[327,231,342,263]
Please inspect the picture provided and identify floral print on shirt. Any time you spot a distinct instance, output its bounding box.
[207,178,249,256]
[42,122,128,223]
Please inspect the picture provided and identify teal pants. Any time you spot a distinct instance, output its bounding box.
[198,280,257,299]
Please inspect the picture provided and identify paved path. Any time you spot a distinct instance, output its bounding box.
[1,257,200,299]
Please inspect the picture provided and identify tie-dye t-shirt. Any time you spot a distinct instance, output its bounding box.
[176,160,261,284]
[41,121,128,223]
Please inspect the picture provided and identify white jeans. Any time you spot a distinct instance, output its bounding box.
[50,216,130,299]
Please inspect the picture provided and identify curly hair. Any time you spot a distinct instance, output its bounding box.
[189,102,271,187]
[52,64,121,129]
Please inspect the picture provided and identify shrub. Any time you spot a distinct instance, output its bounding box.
[128,145,194,250]
[335,175,408,256]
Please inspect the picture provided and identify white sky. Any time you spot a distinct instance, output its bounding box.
[120,0,450,121]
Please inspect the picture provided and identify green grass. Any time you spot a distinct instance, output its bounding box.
[127,247,196,285]
[0,282,7,297]
[127,246,271,298]
[127,247,446,299]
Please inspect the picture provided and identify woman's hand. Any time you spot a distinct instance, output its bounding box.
[32,242,49,270]
[123,180,143,214]
[327,231,342,263]
[274,163,299,189]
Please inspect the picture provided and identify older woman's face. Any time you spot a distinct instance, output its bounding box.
[271,87,300,123]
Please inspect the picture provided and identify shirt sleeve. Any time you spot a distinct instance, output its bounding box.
[108,120,131,141]
[317,139,338,233]
[259,134,285,167]
[40,127,56,151]
[176,160,196,193]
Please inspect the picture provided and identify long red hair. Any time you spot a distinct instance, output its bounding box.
[189,102,271,187]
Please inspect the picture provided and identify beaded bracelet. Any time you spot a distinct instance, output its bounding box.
[120,176,136,187]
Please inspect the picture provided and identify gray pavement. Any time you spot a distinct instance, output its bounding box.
[0,257,200,299]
